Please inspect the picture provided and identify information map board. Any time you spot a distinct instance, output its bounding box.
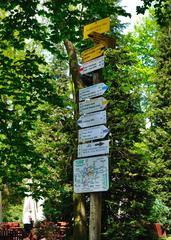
[74,156,109,193]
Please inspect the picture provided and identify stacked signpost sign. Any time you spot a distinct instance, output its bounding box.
[75,82,109,193]
[73,17,115,240]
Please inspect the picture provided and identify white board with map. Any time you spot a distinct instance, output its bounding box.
[73,156,109,193]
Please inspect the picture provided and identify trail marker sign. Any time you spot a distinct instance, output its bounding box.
[79,97,108,115]
[77,110,107,128]
[82,43,105,63]
[83,17,110,39]
[79,83,108,101]
[88,32,116,49]
[78,140,109,158]
[80,56,105,75]
[79,125,109,142]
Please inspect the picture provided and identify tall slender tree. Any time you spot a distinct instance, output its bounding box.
[137,0,171,231]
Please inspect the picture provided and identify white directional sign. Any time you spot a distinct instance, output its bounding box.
[79,97,108,115]
[79,83,108,101]
[74,156,109,193]
[78,140,109,158]
[77,110,107,128]
[80,56,104,75]
[79,125,109,142]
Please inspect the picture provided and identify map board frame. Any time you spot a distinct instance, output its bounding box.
[74,156,109,193]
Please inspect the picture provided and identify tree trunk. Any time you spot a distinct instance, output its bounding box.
[0,191,2,222]
[64,39,87,240]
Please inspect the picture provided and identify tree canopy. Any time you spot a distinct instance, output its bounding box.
[0,1,170,239]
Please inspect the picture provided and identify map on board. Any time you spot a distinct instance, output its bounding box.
[73,156,109,193]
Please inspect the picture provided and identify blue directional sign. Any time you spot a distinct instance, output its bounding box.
[79,83,108,101]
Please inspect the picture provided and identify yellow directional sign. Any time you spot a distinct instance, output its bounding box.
[82,50,103,63]
[83,17,110,39]
[81,43,105,63]
[82,43,104,56]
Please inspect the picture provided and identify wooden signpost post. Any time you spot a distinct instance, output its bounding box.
[73,17,115,240]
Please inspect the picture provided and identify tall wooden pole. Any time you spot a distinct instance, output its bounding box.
[0,191,2,222]
[89,192,102,240]
[89,71,102,240]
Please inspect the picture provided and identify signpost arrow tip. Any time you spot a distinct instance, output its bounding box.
[102,85,108,91]
[103,129,109,133]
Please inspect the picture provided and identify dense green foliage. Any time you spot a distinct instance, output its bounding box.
[0,0,128,225]
[100,15,157,239]
[138,0,171,233]
[0,0,170,239]
[137,0,170,26]
[146,22,171,232]
[0,0,128,194]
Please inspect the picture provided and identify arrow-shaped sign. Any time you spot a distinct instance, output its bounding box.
[83,17,110,39]
[77,110,107,128]
[82,49,104,63]
[82,43,105,63]
[79,97,108,115]
[79,125,109,142]
[78,140,109,158]
[88,32,116,49]
[80,56,105,75]
[79,83,108,101]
